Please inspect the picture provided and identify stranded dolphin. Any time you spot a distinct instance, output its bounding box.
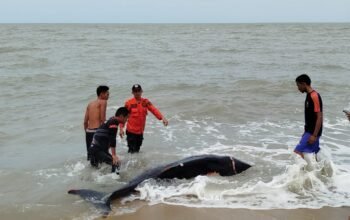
[68,154,251,215]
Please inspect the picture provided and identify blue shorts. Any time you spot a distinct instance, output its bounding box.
[294,132,320,154]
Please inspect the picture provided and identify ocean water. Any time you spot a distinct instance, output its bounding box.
[0,23,350,219]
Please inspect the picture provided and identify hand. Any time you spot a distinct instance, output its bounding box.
[346,113,350,121]
[343,110,350,121]
[112,155,119,165]
[307,135,317,144]
[162,118,168,126]
[119,129,124,139]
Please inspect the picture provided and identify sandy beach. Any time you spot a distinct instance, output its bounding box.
[111,204,350,220]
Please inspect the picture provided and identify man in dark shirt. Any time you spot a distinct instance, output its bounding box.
[89,107,129,172]
[294,74,323,163]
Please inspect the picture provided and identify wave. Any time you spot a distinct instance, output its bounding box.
[0,46,42,54]
[317,64,349,71]
[208,47,242,54]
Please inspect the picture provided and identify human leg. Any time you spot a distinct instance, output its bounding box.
[294,132,320,170]
[294,132,320,155]
[95,150,120,173]
[85,129,96,160]
[126,131,143,153]
[89,146,99,168]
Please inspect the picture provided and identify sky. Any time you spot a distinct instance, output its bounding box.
[1,0,350,23]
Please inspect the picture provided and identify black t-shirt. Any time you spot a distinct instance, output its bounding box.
[91,117,119,152]
[304,90,323,136]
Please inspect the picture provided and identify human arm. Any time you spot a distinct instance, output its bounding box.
[146,99,168,126]
[308,111,323,144]
[110,147,119,165]
[119,123,125,138]
[108,120,119,165]
[307,92,322,144]
[83,106,89,130]
[118,101,129,138]
[99,100,107,125]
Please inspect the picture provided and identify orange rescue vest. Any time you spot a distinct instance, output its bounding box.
[125,97,163,134]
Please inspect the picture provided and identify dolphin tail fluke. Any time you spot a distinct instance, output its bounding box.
[233,158,251,173]
[68,189,111,216]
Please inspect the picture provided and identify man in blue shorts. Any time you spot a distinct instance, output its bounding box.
[294,74,323,163]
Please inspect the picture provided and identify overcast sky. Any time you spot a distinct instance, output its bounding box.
[1,0,350,23]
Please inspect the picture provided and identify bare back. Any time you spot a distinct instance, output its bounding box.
[84,99,107,130]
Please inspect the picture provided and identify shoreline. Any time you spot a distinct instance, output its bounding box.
[110,204,350,220]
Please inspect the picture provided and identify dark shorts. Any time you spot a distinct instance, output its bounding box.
[294,132,320,154]
[89,145,117,172]
[85,128,97,160]
[126,131,143,153]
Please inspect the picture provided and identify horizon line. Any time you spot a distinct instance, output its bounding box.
[1,21,350,25]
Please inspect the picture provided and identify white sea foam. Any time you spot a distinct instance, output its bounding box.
[132,156,349,209]
[117,117,350,210]
[66,161,86,177]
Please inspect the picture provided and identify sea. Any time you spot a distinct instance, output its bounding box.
[0,23,349,219]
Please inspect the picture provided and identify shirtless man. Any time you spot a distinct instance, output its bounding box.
[83,85,109,160]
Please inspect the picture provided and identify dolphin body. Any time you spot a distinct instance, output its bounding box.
[68,154,251,215]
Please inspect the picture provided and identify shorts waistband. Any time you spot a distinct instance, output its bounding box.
[86,128,98,133]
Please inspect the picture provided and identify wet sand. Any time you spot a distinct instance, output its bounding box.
[110,204,350,220]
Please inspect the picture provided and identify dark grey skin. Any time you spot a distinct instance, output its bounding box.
[68,154,251,216]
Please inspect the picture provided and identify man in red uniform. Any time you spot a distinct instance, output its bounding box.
[120,84,168,153]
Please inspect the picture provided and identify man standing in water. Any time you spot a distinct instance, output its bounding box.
[120,84,168,153]
[83,85,109,160]
[89,107,129,172]
[294,74,323,168]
